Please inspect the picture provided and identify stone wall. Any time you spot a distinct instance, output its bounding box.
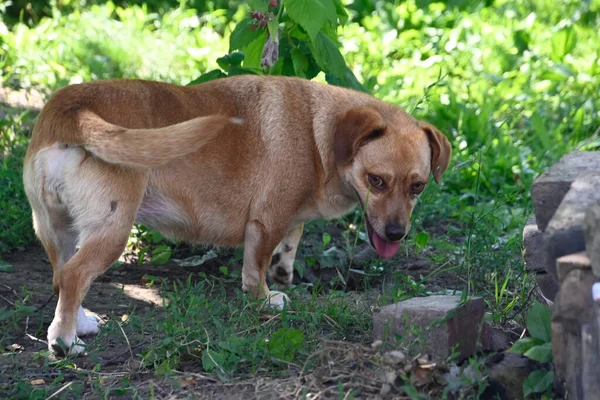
[524,152,600,399]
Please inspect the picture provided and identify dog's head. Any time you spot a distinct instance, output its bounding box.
[334,106,451,258]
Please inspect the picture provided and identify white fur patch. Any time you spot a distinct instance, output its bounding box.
[262,290,289,310]
[76,306,101,336]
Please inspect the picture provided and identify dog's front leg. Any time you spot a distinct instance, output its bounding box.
[242,220,289,309]
[268,223,304,289]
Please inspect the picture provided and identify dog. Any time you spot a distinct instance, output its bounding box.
[23,75,451,355]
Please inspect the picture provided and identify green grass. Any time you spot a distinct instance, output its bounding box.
[0,0,599,397]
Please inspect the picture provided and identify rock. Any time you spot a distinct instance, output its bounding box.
[552,267,597,399]
[352,244,377,263]
[552,320,568,378]
[581,323,600,400]
[480,322,512,353]
[554,269,595,332]
[534,273,558,304]
[531,152,600,231]
[382,350,407,366]
[372,295,485,362]
[523,215,545,272]
[488,352,532,400]
[583,201,600,277]
[556,251,591,282]
[544,173,600,279]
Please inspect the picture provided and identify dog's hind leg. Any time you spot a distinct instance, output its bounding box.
[267,223,304,289]
[40,154,147,356]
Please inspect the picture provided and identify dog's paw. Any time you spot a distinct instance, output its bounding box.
[48,321,86,357]
[262,290,290,311]
[76,307,101,337]
[268,252,294,289]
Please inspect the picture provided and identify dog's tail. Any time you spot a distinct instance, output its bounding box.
[77,110,241,169]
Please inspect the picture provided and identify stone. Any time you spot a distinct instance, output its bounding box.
[488,352,532,400]
[352,244,377,263]
[552,320,568,378]
[556,251,591,282]
[583,201,600,277]
[523,215,545,272]
[479,322,512,353]
[531,152,600,232]
[544,173,600,279]
[372,295,485,362]
[581,323,600,400]
[534,272,558,304]
[554,269,595,332]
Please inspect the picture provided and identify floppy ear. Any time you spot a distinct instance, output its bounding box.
[419,121,452,183]
[333,107,387,165]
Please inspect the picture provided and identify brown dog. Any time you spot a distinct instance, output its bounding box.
[23,75,451,355]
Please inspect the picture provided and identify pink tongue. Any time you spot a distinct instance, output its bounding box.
[372,232,401,258]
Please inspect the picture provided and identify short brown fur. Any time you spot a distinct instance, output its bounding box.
[23,75,451,355]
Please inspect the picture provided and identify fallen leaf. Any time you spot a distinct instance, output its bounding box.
[30,379,45,386]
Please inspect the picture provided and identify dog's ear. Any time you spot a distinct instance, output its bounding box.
[334,107,387,165]
[419,121,452,183]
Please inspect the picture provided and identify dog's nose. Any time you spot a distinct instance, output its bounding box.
[385,223,406,241]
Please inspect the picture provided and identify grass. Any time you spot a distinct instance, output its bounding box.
[0,0,599,397]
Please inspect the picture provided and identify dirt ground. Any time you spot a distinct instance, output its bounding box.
[0,234,469,399]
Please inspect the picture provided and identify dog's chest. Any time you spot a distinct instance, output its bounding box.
[298,193,356,222]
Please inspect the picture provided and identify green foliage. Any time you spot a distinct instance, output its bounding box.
[0,112,36,254]
[141,276,369,377]
[509,301,554,397]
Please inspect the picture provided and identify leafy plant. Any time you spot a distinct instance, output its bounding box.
[509,301,554,397]
[188,0,368,92]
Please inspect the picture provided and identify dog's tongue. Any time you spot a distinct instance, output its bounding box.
[372,231,401,258]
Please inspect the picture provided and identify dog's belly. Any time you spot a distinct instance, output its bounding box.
[135,189,246,246]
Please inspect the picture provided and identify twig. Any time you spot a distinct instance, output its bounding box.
[36,293,56,311]
[172,370,219,383]
[117,321,134,362]
[46,381,73,400]
[101,340,148,367]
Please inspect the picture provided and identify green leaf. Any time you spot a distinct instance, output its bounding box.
[0,260,14,273]
[526,301,551,342]
[508,337,544,354]
[202,349,224,372]
[290,48,309,77]
[242,31,267,69]
[523,370,553,397]
[325,67,370,93]
[332,0,348,25]
[187,69,226,86]
[227,66,260,76]
[508,336,544,355]
[524,342,552,363]
[151,245,172,265]
[311,31,346,78]
[322,232,331,247]
[551,27,577,61]
[268,327,304,362]
[284,0,336,41]
[230,18,262,51]
[219,266,229,276]
[248,0,269,12]
[217,52,245,70]
[415,232,430,249]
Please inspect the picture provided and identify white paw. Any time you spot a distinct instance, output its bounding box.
[48,320,86,356]
[76,306,101,337]
[262,290,290,310]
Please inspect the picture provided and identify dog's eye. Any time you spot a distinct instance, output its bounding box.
[411,182,425,194]
[367,174,385,189]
